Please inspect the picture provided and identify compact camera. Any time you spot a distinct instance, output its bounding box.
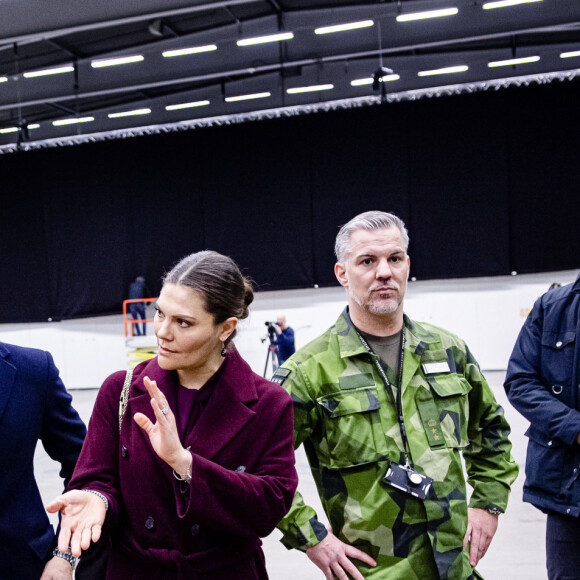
[383,462,433,500]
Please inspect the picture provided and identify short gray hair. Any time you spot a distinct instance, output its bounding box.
[334,210,409,263]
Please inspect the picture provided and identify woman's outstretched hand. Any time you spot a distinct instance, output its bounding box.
[133,376,192,475]
[46,490,107,557]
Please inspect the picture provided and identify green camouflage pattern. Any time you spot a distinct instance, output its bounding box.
[276,308,518,580]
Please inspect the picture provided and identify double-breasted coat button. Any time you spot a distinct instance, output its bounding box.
[145,516,155,530]
[191,524,200,536]
[121,446,128,458]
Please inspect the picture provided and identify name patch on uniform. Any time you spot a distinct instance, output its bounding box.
[271,367,291,385]
[422,361,451,374]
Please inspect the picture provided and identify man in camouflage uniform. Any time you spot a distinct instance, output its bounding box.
[274,211,518,580]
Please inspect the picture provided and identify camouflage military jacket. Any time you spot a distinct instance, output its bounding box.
[276,308,518,580]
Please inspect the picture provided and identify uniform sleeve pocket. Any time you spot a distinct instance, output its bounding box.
[316,387,387,468]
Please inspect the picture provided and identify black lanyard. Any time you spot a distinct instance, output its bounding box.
[357,328,414,468]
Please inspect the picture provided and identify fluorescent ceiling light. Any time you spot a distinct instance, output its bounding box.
[351,74,400,86]
[0,77,7,83]
[482,0,542,9]
[315,20,374,35]
[108,108,151,119]
[0,127,18,134]
[560,50,580,59]
[488,56,539,67]
[418,65,468,76]
[53,117,94,126]
[166,100,210,111]
[162,45,217,58]
[23,66,74,78]
[287,84,334,94]
[91,55,144,68]
[237,33,293,47]
[28,124,40,129]
[397,8,458,22]
[225,92,271,102]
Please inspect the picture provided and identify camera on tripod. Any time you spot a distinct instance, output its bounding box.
[264,321,280,332]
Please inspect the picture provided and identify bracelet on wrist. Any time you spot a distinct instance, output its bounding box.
[52,548,78,570]
[173,448,192,485]
[82,489,109,511]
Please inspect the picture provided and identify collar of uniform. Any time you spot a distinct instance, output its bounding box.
[335,308,438,360]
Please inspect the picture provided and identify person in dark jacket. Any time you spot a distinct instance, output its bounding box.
[504,271,580,580]
[128,276,149,336]
[47,251,298,579]
[0,342,86,579]
[273,315,295,365]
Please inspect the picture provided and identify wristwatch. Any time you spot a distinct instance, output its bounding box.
[485,506,503,516]
[52,548,78,570]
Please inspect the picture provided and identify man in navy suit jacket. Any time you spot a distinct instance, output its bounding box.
[0,341,86,579]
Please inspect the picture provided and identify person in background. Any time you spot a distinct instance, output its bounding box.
[504,271,580,580]
[128,275,149,336]
[47,250,298,579]
[275,210,518,580]
[0,341,86,579]
[273,315,296,365]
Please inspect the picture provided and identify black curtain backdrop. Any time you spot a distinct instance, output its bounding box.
[0,81,578,323]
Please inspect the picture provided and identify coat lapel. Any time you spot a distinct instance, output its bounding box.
[186,351,257,461]
[128,352,258,462]
[0,344,17,424]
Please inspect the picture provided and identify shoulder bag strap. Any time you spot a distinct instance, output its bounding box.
[119,368,134,433]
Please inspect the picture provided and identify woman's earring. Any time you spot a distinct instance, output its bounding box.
[221,343,226,357]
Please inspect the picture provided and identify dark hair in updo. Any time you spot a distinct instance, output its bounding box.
[163,250,254,344]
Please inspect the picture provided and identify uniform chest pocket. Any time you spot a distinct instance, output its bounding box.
[417,375,471,449]
[317,386,387,469]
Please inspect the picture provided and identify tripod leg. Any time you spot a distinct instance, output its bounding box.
[263,348,271,378]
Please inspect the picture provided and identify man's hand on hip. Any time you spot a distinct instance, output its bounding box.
[306,531,377,580]
[463,507,499,567]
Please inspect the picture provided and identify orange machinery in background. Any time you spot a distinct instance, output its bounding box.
[123,297,158,367]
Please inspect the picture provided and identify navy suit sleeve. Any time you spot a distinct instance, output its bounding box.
[504,296,580,446]
[39,351,86,490]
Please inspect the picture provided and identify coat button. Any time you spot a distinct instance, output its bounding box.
[548,441,553,446]
[145,516,155,530]
[121,446,128,458]
[556,341,563,348]
[235,465,246,473]
[191,524,200,536]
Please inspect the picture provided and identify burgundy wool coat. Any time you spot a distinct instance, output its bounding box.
[68,349,298,579]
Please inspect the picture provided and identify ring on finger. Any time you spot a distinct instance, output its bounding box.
[160,406,169,415]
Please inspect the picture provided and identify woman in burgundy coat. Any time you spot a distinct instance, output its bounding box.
[47,251,298,579]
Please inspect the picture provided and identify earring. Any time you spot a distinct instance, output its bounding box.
[221,343,226,357]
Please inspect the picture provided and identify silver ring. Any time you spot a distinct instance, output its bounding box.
[160,406,169,415]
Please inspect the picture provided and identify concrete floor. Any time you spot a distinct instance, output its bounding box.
[35,370,546,579]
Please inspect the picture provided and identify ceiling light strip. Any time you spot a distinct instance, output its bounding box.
[482,0,543,9]
[287,84,334,94]
[560,51,580,59]
[166,100,210,111]
[91,55,144,68]
[237,33,293,47]
[488,56,540,67]
[418,65,468,77]
[52,117,95,126]
[162,45,217,58]
[315,21,374,35]
[225,92,271,102]
[108,109,151,118]
[351,75,400,86]
[396,8,459,22]
[23,66,74,78]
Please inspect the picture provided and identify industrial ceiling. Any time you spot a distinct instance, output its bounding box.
[1,0,579,152]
